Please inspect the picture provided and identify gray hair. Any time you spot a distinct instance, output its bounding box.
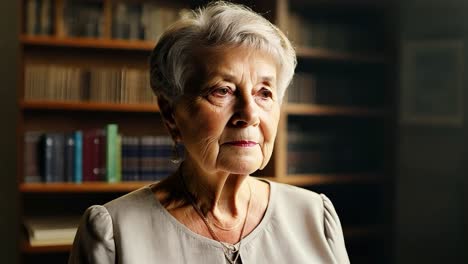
[149,1,296,104]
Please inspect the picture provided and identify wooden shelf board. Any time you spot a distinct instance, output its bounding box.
[21,35,154,51]
[20,100,159,113]
[284,103,386,117]
[19,182,153,193]
[20,173,381,193]
[296,46,387,64]
[20,36,387,64]
[21,241,72,253]
[267,173,382,186]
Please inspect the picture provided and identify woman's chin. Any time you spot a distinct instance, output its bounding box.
[217,159,262,175]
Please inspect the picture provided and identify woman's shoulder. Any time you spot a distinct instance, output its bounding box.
[103,185,156,218]
[267,180,340,222]
[269,180,324,207]
[80,204,113,237]
[267,180,349,262]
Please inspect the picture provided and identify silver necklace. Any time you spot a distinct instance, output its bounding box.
[180,172,252,264]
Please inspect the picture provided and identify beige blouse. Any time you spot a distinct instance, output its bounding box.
[69,180,349,264]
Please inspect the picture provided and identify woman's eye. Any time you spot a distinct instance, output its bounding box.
[259,88,272,99]
[212,87,231,97]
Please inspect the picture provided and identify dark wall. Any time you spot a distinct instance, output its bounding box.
[0,1,19,263]
[397,0,468,263]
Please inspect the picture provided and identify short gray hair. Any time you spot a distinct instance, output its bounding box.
[149,1,296,104]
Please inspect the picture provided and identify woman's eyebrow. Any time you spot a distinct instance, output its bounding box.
[216,72,276,83]
[204,71,276,87]
[218,72,237,82]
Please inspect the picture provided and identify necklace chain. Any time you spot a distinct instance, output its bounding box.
[180,172,252,264]
[211,216,243,231]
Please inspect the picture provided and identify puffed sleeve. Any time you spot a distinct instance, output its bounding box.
[321,194,350,264]
[68,205,116,264]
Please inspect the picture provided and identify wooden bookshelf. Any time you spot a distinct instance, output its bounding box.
[21,35,155,51]
[296,46,388,64]
[21,241,72,254]
[276,173,384,186]
[19,173,383,193]
[284,103,387,116]
[21,100,159,113]
[19,182,152,193]
[21,36,388,63]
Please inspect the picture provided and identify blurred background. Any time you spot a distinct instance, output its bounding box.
[0,0,467,263]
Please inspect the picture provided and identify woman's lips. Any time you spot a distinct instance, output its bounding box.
[225,140,258,147]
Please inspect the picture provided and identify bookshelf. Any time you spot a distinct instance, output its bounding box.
[284,103,387,116]
[19,174,384,193]
[17,0,394,263]
[21,100,159,112]
[21,35,155,50]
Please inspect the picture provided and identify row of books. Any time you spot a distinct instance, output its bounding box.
[24,125,178,183]
[25,0,53,35]
[287,11,380,52]
[287,72,384,106]
[287,72,317,104]
[25,0,185,40]
[62,0,104,38]
[121,136,179,182]
[113,2,185,41]
[287,124,382,174]
[24,64,156,104]
[314,76,383,107]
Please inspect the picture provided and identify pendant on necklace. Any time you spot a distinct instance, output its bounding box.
[223,243,238,253]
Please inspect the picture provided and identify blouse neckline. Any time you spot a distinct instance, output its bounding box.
[144,177,277,251]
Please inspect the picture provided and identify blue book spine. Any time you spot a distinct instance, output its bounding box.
[74,131,83,183]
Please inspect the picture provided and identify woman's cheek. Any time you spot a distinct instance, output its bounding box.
[259,142,272,169]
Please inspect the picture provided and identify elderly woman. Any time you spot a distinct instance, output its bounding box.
[69,2,349,263]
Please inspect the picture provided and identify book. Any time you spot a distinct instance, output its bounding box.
[39,133,65,182]
[122,136,140,181]
[116,134,122,182]
[106,124,118,182]
[39,0,52,35]
[74,131,83,183]
[25,0,38,35]
[83,129,105,182]
[24,216,80,246]
[64,132,75,183]
[24,131,43,183]
[62,0,103,38]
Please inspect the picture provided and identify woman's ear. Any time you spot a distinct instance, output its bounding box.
[157,95,182,142]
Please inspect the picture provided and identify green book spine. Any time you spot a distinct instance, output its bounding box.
[106,124,118,182]
[116,134,122,182]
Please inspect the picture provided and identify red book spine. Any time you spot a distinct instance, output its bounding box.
[90,129,103,181]
[97,130,107,181]
[82,130,94,182]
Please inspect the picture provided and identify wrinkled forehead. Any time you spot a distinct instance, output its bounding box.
[185,45,280,90]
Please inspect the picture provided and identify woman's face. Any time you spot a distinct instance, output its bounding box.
[173,46,280,175]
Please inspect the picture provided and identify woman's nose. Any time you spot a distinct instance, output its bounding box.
[230,93,260,127]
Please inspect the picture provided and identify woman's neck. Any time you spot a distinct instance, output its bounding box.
[180,160,251,225]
